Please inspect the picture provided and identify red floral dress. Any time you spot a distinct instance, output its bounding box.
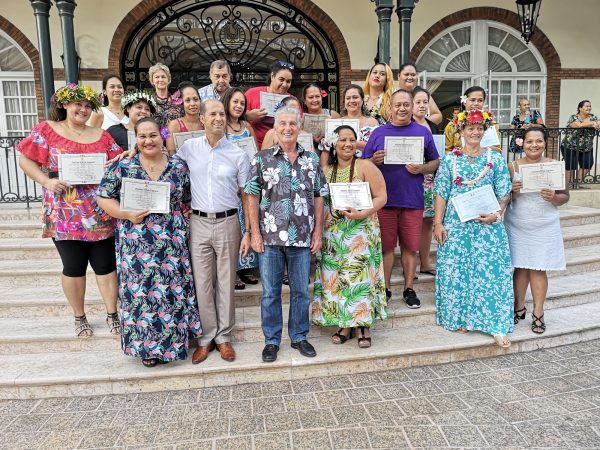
[17,121,122,241]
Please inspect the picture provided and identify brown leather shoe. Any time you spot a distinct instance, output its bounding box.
[192,342,215,364]
[216,342,236,362]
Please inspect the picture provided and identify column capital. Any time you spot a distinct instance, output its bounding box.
[29,0,52,16]
[55,0,77,16]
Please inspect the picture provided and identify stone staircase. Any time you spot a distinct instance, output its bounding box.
[1,203,599,399]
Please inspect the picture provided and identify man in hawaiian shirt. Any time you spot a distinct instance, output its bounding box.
[198,60,231,101]
[245,106,327,363]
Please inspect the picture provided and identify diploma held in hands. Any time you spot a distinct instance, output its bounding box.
[329,182,373,211]
[297,132,314,151]
[260,92,288,117]
[324,119,360,144]
[302,114,326,136]
[58,153,107,185]
[520,161,565,192]
[127,131,136,151]
[383,136,424,164]
[120,177,171,214]
[234,136,259,158]
[451,185,501,223]
[173,131,206,150]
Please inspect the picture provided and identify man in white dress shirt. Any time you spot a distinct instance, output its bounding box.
[177,99,251,363]
[198,60,232,101]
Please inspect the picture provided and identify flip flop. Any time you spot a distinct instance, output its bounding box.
[419,269,436,276]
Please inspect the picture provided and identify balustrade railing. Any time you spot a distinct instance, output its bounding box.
[0,136,42,208]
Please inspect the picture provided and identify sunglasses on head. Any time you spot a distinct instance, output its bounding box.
[276,61,295,70]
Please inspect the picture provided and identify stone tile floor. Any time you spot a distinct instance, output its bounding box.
[2,340,600,449]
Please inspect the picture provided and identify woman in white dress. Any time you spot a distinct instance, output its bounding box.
[505,128,570,334]
[89,74,129,130]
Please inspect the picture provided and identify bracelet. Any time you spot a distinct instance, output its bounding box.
[492,211,502,224]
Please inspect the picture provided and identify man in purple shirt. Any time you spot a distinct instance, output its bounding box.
[362,89,440,309]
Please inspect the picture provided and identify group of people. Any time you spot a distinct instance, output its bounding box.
[18,59,571,367]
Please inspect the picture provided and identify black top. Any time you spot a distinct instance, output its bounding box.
[107,124,129,150]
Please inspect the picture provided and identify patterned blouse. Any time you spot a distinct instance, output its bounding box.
[17,121,122,241]
[152,92,183,128]
[244,143,328,247]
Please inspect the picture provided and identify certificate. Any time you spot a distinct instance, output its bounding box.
[324,119,360,144]
[127,131,136,151]
[329,182,373,211]
[58,153,107,185]
[451,185,501,223]
[260,91,288,117]
[234,136,259,158]
[302,114,326,136]
[520,161,565,192]
[297,132,314,151]
[120,177,170,214]
[433,135,445,157]
[173,131,206,149]
[383,136,424,164]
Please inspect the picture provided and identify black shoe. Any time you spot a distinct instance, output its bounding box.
[291,340,317,357]
[385,288,392,299]
[403,288,421,309]
[262,344,279,362]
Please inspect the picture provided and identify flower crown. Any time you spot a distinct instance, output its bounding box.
[52,83,101,110]
[453,109,495,130]
[121,90,156,110]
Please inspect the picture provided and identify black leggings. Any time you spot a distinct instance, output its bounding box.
[52,237,117,277]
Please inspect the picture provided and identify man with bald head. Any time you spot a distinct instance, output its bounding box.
[177,99,251,364]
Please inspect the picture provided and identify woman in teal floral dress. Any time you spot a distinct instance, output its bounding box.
[97,117,202,367]
[312,126,388,348]
[433,110,513,348]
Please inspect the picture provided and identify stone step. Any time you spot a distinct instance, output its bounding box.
[0,221,40,239]
[2,270,599,354]
[2,301,599,399]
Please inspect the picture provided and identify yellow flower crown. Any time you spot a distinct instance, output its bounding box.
[52,83,101,110]
[453,109,495,130]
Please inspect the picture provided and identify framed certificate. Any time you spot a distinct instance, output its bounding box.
[120,177,171,214]
[173,131,206,150]
[234,136,259,158]
[58,153,107,185]
[127,131,136,151]
[259,91,288,117]
[297,132,314,151]
[329,182,373,211]
[302,114,326,136]
[433,135,445,157]
[451,185,501,223]
[383,136,424,164]
[324,119,360,144]
[520,161,565,192]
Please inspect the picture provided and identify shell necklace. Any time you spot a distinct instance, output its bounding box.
[452,148,493,187]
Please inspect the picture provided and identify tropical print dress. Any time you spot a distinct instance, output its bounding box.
[16,121,121,241]
[227,128,259,271]
[97,154,202,362]
[433,149,514,335]
[312,160,387,328]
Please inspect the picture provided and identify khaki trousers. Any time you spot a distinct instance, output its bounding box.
[190,214,240,346]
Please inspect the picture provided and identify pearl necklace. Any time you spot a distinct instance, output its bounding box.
[452,148,493,187]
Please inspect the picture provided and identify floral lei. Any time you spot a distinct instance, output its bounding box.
[52,83,101,110]
[451,147,493,187]
[453,109,495,130]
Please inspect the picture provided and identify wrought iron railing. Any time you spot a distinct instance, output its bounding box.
[0,136,42,207]
[498,127,600,189]
[0,128,598,207]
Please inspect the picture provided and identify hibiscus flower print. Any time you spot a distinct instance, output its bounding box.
[293,193,308,216]
[264,167,280,189]
[263,212,277,232]
[298,155,313,172]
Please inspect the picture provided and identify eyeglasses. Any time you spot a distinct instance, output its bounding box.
[276,61,295,70]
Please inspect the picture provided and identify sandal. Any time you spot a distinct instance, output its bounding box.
[74,314,93,338]
[282,274,289,285]
[493,334,511,348]
[235,276,246,290]
[142,358,158,367]
[357,326,372,348]
[331,328,353,344]
[239,272,259,285]
[456,327,469,334]
[106,311,121,335]
[514,307,526,324]
[531,313,546,334]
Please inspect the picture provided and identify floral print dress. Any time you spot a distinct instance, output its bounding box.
[433,150,514,335]
[312,161,387,328]
[97,154,202,362]
[17,121,121,241]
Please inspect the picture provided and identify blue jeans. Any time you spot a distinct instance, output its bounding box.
[259,245,311,345]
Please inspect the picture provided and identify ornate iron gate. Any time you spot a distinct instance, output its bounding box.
[121,0,340,110]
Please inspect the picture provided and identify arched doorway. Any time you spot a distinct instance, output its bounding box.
[416,20,547,126]
[121,0,341,110]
